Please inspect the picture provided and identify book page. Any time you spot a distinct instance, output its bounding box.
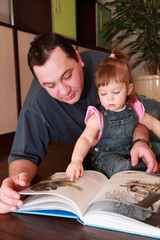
[85,171,160,226]
[18,170,108,218]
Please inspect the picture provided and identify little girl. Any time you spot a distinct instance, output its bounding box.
[66,49,159,181]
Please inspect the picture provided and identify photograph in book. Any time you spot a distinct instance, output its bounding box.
[89,171,160,227]
[16,170,160,239]
[17,170,108,219]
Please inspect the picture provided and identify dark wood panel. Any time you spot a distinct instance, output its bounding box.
[77,0,96,47]
[13,0,52,34]
[76,0,110,52]
[1,212,154,240]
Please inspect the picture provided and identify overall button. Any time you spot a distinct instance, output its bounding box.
[94,148,99,152]
[104,111,108,116]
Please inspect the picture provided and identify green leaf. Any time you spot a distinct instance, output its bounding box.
[103,0,160,74]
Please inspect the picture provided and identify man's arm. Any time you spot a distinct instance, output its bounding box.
[9,159,38,178]
[132,123,150,142]
[131,124,158,173]
[0,159,38,214]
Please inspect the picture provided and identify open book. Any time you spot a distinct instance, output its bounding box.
[16,170,160,239]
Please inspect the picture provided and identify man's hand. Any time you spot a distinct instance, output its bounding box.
[130,141,158,173]
[0,172,31,214]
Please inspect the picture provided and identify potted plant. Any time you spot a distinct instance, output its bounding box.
[103,0,160,99]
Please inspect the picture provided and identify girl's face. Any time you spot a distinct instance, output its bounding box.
[98,81,133,111]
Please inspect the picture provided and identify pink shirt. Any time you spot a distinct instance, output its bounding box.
[85,99,145,146]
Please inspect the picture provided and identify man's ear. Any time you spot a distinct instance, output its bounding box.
[76,50,84,67]
[127,83,133,95]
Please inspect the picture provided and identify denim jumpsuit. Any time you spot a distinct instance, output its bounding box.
[91,104,147,178]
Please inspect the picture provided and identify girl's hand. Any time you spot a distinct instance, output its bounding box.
[66,160,84,181]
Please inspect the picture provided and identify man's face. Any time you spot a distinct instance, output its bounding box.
[33,47,84,104]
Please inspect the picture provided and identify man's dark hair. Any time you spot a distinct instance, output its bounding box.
[28,32,78,78]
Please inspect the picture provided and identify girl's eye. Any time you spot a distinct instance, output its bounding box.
[100,93,106,96]
[113,91,120,94]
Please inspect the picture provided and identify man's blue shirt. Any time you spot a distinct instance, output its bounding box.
[8,50,109,166]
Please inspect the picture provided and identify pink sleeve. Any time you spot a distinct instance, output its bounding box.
[84,106,103,146]
[131,99,145,122]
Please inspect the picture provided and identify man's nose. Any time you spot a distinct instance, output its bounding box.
[59,82,70,96]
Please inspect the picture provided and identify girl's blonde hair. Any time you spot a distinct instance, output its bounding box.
[95,46,137,104]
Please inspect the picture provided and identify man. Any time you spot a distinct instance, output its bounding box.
[0,33,158,214]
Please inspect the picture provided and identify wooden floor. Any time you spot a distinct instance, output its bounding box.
[0,132,74,184]
[0,134,158,240]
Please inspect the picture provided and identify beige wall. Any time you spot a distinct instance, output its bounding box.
[0,0,11,24]
[18,31,36,106]
[0,26,17,134]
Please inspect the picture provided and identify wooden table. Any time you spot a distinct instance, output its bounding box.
[0,141,157,240]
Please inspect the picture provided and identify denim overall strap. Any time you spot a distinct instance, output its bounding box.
[91,104,146,177]
[95,104,138,149]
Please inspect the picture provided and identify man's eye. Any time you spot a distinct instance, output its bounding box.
[48,84,55,88]
[64,74,71,80]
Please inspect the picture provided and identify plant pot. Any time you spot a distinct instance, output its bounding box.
[133,75,160,101]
